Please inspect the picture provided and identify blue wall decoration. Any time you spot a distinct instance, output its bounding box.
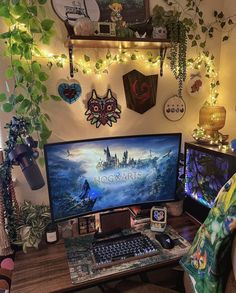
[58,82,82,104]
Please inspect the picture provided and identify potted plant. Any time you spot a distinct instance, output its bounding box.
[151,5,168,39]
[152,5,187,99]
[16,201,51,253]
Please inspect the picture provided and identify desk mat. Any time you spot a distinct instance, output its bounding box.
[64,224,190,285]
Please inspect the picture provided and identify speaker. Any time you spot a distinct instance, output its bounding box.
[100,210,131,234]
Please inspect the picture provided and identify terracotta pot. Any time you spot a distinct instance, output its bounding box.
[199,105,226,136]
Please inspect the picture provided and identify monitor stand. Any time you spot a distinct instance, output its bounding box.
[95,209,131,239]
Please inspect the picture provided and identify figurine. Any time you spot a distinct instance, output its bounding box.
[128,17,153,38]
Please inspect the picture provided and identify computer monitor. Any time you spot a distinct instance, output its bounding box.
[184,142,236,222]
[44,133,182,222]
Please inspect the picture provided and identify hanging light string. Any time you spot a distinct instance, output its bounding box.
[34,48,218,102]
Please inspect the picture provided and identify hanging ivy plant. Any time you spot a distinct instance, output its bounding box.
[162,0,236,105]
[0,0,62,148]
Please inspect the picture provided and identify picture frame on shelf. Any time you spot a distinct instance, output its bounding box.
[97,0,149,24]
[51,0,149,26]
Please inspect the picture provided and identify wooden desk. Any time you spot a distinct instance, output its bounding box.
[11,213,200,293]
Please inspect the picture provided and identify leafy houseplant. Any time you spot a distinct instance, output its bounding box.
[152,5,187,99]
[0,116,44,243]
[0,0,62,150]
[17,201,51,253]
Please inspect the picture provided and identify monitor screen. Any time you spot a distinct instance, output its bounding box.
[44,133,181,222]
[184,145,229,208]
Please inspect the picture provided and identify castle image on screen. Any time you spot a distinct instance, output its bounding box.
[44,134,181,222]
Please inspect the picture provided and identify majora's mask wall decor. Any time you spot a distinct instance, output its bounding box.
[123,70,158,114]
[85,89,121,128]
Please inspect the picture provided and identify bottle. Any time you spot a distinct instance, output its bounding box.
[45,222,59,244]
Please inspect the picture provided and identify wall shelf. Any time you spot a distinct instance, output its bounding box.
[65,35,171,77]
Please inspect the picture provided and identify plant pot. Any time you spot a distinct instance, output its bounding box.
[165,200,184,217]
[199,105,226,136]
[152,26,167,39]
[19,226,42,253]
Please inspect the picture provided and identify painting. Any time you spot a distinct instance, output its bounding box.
[123,70,158,114]
[51,0,149,25]
[97,0,149,24]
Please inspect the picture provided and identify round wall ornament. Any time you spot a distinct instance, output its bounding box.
[51,0,100,26]
[163,95,186,121]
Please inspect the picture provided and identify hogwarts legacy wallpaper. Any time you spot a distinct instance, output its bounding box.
[44,135,181,221]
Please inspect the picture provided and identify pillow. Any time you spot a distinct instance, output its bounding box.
[0,254,14,292]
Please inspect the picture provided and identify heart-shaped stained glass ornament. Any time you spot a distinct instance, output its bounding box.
[58,83,82,104]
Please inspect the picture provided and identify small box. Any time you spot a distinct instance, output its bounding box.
[78,216,96,235]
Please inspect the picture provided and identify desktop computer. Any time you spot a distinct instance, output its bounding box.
[184,142,236,223]
[44,133,182,267]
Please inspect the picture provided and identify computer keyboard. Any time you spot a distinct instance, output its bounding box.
[91,232,159,268]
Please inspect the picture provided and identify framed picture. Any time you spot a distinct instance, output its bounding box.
[97,0,150,24]
[51,0,100,25]
[51,0,149,25]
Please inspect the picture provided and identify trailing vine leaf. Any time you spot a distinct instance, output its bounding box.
[0,0,61,149]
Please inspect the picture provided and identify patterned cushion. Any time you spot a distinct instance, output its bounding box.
[0,254,14,292]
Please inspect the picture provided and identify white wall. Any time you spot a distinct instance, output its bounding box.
[219,0,236,140]
[0,0,225,204]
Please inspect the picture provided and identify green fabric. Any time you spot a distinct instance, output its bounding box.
[180,172,236,293]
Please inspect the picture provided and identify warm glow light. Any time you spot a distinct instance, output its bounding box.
[31,47,219,105]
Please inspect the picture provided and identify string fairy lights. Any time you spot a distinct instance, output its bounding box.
[34,46,227,146]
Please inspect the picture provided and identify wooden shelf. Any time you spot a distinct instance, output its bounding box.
[65,35,171,50]
[65,35,170,77]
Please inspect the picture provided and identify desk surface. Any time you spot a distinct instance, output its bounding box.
[11,213,200,293]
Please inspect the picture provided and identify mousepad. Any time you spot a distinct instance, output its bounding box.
[64,224,191,285]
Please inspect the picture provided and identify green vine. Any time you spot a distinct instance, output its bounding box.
[0,0,62,148]
[162,0,236,104]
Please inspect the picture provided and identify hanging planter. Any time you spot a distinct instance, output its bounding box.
[152,5,187,98]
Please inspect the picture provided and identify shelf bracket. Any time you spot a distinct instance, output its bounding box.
[69,45,74,78]
[160,47,167,77]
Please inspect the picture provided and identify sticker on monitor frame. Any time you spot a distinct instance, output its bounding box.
[51,0,100,26]
[85,89,121,128]
[164,95,186,121]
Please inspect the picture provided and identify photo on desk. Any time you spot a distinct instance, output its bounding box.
[44,134,181,222]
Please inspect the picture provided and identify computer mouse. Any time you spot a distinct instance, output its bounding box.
[155,233,174,249]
